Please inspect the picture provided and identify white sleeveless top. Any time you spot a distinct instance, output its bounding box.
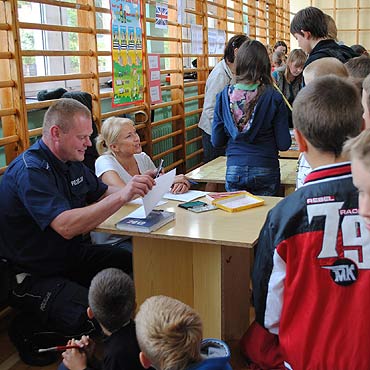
[95,152,156,182]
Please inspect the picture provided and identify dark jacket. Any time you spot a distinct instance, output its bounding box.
[187,339,232,370]
[305,39,357,68]
[212,85,291,168]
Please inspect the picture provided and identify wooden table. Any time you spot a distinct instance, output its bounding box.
[279,149,300,159]
[186,156,297,196]
[95,196,282,340]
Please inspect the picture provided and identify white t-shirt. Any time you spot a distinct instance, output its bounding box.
[92,152,156,245]
[296,153,312,189]
[95,152,156,182]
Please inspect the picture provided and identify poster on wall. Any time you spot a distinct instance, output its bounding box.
[208,29,226,55]
[190,24,203,55]
[110,0,144,106]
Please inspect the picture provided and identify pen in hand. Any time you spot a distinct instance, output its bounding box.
[155,159,164,179]
[38,345,82,353]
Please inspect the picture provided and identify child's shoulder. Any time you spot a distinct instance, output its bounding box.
[104,321,144,369]
[259,84,284,105]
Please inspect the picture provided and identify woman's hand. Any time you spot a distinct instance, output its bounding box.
[171,175,191,194]
[144,169,158,178]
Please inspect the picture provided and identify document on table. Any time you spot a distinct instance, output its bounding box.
[163,190,209,202]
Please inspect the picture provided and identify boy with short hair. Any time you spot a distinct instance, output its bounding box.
[345,56,370,95]
[60,268,145,370]
[361,73,370,129]
[290,6,355,69]
[302,56,349,85]
[296,57,349,189]
[345,55,370,80]
[135,295,232,370]
[244,76,369,369]
[344,130,370,228]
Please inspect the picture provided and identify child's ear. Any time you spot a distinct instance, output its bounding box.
[294,128,308,153]
[301,30,311,40]
[139,352,152,369]
[361,117,366,132]
[87,307,94,319]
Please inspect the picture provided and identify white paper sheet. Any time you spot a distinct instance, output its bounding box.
[163,190,208,202]
[125,205,146,218]
[142,169,176,216]
[128,197,166,206]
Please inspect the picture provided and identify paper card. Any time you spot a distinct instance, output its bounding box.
[142,169,176,216]
[148,54,159,69]
[148,53,162,104]
[150,86,161,103]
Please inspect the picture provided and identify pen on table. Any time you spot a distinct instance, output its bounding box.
[188,180,198,186]
[155,159,164,178]
[38,345,82,353]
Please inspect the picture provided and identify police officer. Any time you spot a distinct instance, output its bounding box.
[0,99,155,363]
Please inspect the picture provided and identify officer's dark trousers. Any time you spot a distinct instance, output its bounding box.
[10,244,132,336]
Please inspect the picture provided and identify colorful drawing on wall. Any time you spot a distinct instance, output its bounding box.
[110,0,144,106]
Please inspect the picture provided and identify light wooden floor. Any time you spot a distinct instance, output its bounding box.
[0,308,251,370]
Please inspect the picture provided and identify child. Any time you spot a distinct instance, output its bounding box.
[212,39,291,196]
[345,55,370,79]
[135,295,232,370]
[302,56,349,85]
[290,6,355,69]
[362,73,370,129]
[272,49,307,127]
[271,50,286,71]
[351,44,369,56]
[273,40,288,54]
[345,55,370,94]
[60,268,145,370]
[344,130,370,228]
[198,34,249,164]
[243,75,367,369]
[296,57,350,189]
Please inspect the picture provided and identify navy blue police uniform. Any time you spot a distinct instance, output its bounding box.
[0,139,132,336]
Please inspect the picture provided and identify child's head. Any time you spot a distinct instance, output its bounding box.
[290,7,328,53]
[351,44,369,57]
[272,50,286,69]
[362,74,370,129]
[324,13,338,41]
[286,49,307,79]
[303,57,349,85]
[343,130,370,227]
[88,268,135,333]
[345,56,370,79]
[135,295,203,370]
[235,39,272,85]
[273,40,288,54]
[345,56,370,95]
[224,34,249,64]
[293,75,363,157]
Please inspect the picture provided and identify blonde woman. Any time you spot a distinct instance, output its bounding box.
[95,117,190,194]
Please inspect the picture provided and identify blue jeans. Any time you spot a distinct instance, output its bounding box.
[226,165,280,196]
[202,131,225,163]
